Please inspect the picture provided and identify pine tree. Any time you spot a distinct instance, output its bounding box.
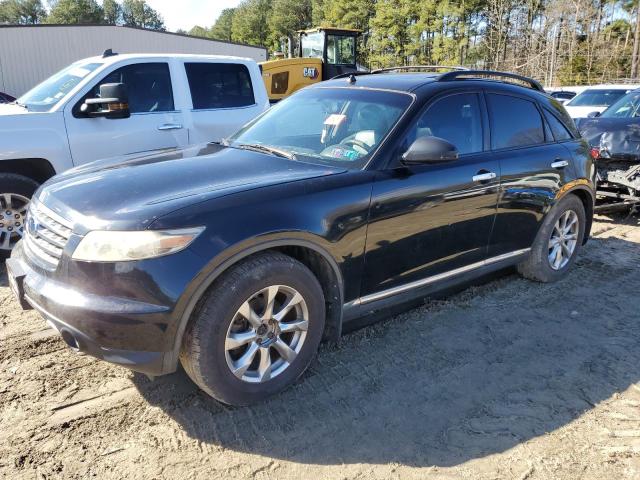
[121,0,164,31]
[102,0,121,25]
[45,0,103,24]
[0,0,46,24]
[231,0,272,46]
[210,8,235,41]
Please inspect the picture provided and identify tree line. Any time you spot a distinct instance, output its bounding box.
[0,0,164,30]
[191,0,640,87]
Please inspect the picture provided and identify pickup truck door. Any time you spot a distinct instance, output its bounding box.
[63,60,188,165]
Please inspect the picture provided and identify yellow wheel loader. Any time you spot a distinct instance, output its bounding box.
[260,27,362,102]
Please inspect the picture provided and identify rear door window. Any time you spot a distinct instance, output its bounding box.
[185,63,255,109]
[487,94,545,149]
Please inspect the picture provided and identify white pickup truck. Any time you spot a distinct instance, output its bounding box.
[0,52,269,252]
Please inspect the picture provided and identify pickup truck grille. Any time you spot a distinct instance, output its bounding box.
[24,201,73,268]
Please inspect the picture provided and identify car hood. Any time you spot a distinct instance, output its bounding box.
[576,117,640,162]
[37,143,347,232]
[0,103,30,115]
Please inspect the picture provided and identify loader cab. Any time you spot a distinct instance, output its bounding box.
[260,27,361,103]
[299,27,359,80]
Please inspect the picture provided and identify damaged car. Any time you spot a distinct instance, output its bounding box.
[577,89,640,210]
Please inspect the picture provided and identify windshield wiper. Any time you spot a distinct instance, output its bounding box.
[235,143,296,160]
[9,100,28,110]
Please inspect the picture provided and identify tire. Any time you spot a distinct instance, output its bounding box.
[0,173,39,256]
[180,251,326,406]
[517,194,586,283]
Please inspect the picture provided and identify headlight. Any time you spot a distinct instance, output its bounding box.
[72,227,205,262]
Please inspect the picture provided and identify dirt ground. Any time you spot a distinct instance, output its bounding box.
[1,212,640,480]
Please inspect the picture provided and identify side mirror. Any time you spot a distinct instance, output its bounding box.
[402,136,459,165]
[80,83,130,119]
[587,111,601,118]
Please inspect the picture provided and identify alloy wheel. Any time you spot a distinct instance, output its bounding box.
[548,209,579,270]
[0,193,29,251]
[225,285,309,383]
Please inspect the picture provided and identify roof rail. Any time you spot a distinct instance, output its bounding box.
[438,70,544,92]
[330,71,371,80]
[331,65,468,81]
[372,65,469,74]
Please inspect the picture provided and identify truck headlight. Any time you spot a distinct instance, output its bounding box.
[72,227,204,262]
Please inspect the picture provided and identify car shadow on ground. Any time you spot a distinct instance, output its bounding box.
[132,234,640,468]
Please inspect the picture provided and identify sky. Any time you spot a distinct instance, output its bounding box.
[144,0,243,32]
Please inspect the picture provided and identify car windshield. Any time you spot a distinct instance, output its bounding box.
[601,91,640,118]
[17,61,103,112]
[228,87,412,169]
[566,89,628,107]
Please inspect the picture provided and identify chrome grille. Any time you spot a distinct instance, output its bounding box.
[24,201,73,268]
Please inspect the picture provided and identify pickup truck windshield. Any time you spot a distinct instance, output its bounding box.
[229,87,412,169]
[567,89,628,107]
[18,62,103,112]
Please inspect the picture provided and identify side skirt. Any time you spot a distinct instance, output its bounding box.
[342,248,530,323]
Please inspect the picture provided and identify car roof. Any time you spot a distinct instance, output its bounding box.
[317,72,547,98]
[318,73,440,92]
[77,53,257,66]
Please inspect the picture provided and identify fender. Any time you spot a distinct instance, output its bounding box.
[162,235,346,373]
[0,111,74,173]
[555,179,595,204]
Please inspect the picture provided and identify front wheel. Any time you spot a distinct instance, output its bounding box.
[517,194,586,282]
[180,251,326,406]
[0,174,39,254]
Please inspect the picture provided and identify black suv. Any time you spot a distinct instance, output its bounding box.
[7,69,596,406]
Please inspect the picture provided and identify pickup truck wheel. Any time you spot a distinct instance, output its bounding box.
[180,251,325,406]
[0,174,39,254]
[517,194,586,283]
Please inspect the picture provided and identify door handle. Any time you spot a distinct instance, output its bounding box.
[157,123,183,131]
[472,171,497,182]
[551,159,569,169]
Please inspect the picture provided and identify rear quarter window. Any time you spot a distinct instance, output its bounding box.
[487,93,545,149]
[543,108,574,141]
[185,63,255,109]
[545,100,581,138]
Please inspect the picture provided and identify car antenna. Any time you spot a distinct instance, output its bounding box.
[102,48,118,58]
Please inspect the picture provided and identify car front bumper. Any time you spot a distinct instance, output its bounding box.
[6,241,201,376]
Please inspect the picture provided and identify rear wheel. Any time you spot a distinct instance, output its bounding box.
[0,174,39,255]
[180,251,325,405]
[517,194,586,282]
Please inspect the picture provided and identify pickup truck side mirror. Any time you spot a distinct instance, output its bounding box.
[80,83,130,119]
[402,136,459,165]
[587,111,601,118]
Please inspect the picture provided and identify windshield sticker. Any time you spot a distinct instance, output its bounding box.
[69,67,92,78]
[326,146,362,161]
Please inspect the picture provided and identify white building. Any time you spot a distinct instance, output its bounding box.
[0,24,268,97]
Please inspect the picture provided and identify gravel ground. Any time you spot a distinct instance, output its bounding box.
[1,213,640,480]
